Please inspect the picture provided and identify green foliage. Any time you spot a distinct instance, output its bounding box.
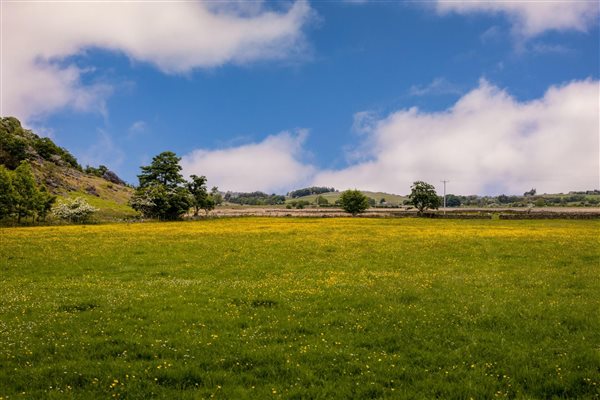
[339,189,370,215]
[0,165,15,219]
[138,151,185,189]
[187,175,215,216]
[0,161,56,223]
[224,191,286,205]
[408,181,441,215]
[445,194,462,207]
[53,197,97,223]
[0,117,80,170]
[35,186,56,221]
[288,186,336,198]
[132,152,191,220]
[130,183,191,220]
[84,164,108,177]
[210,186,223,206]
[534,198,546,207]
[315,195,329,206]
[288,200,310,209]
[13,161,40,222]
[291,190,406,208]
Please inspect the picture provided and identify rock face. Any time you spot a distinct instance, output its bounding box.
[102,170,126,186]
[85,185,100,197]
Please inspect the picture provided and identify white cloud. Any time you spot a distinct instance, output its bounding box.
[435,1,600,38]
[181,79,597,196]
[181,130,315,193]
[409,77,463,97]
[313,79,599,195]
[1,1,313,121]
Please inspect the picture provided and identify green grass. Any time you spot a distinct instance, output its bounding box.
[1,218,599,399]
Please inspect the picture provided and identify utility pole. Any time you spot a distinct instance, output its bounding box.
[441,180,449,214]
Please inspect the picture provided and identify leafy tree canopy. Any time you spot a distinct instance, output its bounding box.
[408,181,441,215]
[138,151,185,189]
[130,183,191,220]
[187,175,216,216]
[339,189,370,216]
[131,152,191,220]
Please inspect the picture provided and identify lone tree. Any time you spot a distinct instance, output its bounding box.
[130,151,191,220]
[408,181,441,215]
[339,189,370,216]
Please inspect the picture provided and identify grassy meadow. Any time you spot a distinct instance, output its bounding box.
[1,218,599,399]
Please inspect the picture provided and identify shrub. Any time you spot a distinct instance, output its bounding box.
[53,197,97,223]
[339,190,370,216]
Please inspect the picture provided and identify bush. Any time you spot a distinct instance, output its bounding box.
[339,190,370,216]
[53,197,97,223]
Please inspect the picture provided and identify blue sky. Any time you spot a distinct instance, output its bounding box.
[2,1,599,195]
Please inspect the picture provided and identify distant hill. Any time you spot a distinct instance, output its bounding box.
[0,117,136,220]
[288,190,407,206]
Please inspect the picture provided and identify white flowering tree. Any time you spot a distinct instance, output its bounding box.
[53,197,98,223]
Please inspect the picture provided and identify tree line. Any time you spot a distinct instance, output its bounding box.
[129,152,447,218]
[224,192,286,206]
[287,186,336,198]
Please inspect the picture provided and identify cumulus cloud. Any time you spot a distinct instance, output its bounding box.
[435,1,600,38]
[1,1,313,121]
[180,79,597,195]
[313,79,599,195]
[181,130,315,193]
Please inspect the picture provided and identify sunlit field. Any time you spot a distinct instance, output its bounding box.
[1,218,599,399]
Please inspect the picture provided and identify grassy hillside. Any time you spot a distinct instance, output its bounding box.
[34,160,137,220]
[289,190,407,206]
[2,218,598,398]
[1,116,137,221]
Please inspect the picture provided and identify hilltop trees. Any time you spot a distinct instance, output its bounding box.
[408,181,441,215]
[224,191,285,205]
[288,186,335,198]
[1,117,79,170]
[339,189,370,216]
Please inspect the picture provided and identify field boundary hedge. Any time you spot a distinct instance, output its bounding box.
[499,212,600,220]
